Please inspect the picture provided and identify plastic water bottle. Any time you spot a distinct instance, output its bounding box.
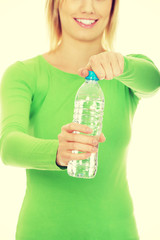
[67,71,105,179]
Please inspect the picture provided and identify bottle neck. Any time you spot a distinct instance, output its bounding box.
[85,80,98,83]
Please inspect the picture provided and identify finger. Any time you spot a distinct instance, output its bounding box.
[116,53,124,73]
[78,61,92,77]
[62,122,92,134]
[65,131,98,146]
[99,133,106,142]
[58,150,92,166]
[66,142,98,153]
[88,57,106,80]
[100,53,114,80]
[79,55,106,80]
[100,54,113,80]
[78,68,89,77]
[65,151,92,161]
[110,52,122,77]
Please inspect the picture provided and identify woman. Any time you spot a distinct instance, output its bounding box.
[0,0,160,239]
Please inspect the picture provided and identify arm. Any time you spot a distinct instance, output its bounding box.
[116,53,160,100]
[0,61,67,171]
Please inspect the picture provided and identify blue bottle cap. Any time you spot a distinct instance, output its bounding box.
[85,71,99,81]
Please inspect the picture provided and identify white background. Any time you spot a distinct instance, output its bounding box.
[0,0,160,239]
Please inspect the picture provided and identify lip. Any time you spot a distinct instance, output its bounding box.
[74,18,98,20]
[74,18,98,29]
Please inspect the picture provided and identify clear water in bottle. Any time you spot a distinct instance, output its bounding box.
[67,71,105,179]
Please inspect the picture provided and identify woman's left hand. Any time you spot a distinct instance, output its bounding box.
[78,51,124,80]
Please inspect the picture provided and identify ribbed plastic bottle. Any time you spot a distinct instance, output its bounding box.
[67,71,105,179]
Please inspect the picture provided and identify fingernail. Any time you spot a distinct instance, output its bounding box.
[93,140,98,145]
[81,70,86,75]
[86,153,91,158]
[86,127,92,133]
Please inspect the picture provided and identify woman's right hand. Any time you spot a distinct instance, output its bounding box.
[56,122,106,167]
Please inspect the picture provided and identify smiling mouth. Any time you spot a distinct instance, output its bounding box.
[73,18,99,28]
[74,18,98,22]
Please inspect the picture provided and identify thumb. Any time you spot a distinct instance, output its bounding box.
[78,63,92,77]
[99,133,106,143]
[78,68,89,77]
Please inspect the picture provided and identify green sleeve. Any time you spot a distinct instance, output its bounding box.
[116,53,160,100]
[0,61,67,171]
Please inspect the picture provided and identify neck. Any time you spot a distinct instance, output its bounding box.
[50,36,107,70]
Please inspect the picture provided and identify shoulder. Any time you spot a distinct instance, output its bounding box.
[124,53,155,64]
[0,55,41,93]
[1,55,40,78]
[18,55,41,78]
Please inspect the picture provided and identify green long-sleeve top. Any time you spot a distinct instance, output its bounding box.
[0,53,160,240]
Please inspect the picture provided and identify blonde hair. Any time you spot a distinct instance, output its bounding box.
[45,0,119,52]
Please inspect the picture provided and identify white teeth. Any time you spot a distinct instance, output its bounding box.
[75,19,96,25]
